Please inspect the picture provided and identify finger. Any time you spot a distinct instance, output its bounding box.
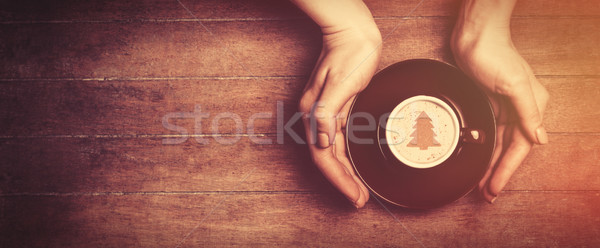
[313,74,362,148]
[298,68,328,145]
[487,125,533,199]
[335,99,370,205]
[481,123,516,203]
[481,77,549,203]
[482,102,519,201]
[332,116,354,180]
[479,95,508,202]
[479,123,505,200]
[313,150,363,208]
[299,65,368,207]
[333,122,369,202]
[334,126,369,206]
[302,117,363,207]
[530,75,550,116]
[307,145,362,207]
[503,75,547,145]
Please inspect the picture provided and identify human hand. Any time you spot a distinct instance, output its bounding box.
[299,26,382,208]
[292,0,382,208]
[451,0,549,203]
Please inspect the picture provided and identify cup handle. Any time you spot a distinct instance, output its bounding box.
[461,128,486,144]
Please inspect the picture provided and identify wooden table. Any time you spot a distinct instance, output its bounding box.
[1,0,599,247]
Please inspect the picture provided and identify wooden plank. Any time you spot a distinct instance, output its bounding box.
[378,18,600,76]
[0,77,597,136]
[542,77,600,132]
[384,0,600,17]
[386,191,600,247]
[0,0,305,22]
[511,18,600,77]
[1,19,598,79]
[504,134,600,191]
[0,137,321,194]
[1,192,599,247]
[0,194,222,247]
[1,0,597,22]
[0,20,321,78]
[0,134,597,194]
[0,0,186,22]
[0,79,305,135]
[511,0,600,17]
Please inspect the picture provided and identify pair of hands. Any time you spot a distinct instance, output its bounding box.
[296,0,549,208]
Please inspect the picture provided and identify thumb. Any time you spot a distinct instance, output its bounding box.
[505,78,548,145]
[311,80,359,148]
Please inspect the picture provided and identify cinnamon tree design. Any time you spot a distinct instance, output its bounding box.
[407,111,441,150]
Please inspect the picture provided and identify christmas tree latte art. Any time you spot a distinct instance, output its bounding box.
[385,95,460,169]
[407,111,442,150]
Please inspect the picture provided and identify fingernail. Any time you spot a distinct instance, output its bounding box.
[536,126,548,145]
[317,132,330,148]
[344,194,360,208]
[483,186,497,204]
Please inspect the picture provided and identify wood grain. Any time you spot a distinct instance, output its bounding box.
[0,134,597,194]
[0,77,597,136]
[0,20,321,78]
[1,0,598,247]
[0,79,305,135]
[1,18,598,79]
[543,77,600,132]
[1,192,599,247]
[384,0,600,17]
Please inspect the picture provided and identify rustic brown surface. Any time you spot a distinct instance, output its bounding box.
[0,77,598,135]
[0,134,598,194]
[1,19,598,78]
[1,192,599,247]
[1,0,599,247]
